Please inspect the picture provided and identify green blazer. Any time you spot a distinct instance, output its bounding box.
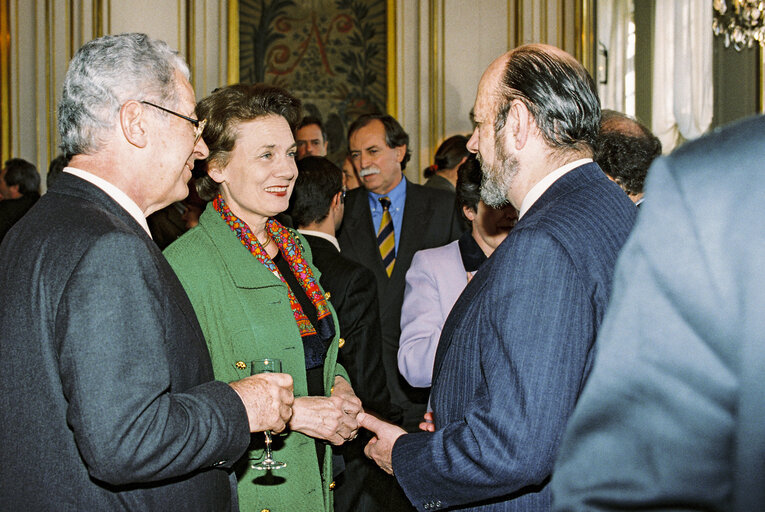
[164,204,347,512]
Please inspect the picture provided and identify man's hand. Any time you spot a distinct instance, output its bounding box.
[358,411,406,475]
[229,373,294,433]
[419,411,435,432]
[289,377,362,445]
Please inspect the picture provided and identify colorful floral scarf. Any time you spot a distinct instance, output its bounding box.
[213,194,334,369]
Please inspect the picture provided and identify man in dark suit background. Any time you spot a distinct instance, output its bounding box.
[338,114,462,432]
[0,158,41,242]
[0,33,294,510]
[359,44,636,511]
[291,155,411,512]
[552,114,765,512]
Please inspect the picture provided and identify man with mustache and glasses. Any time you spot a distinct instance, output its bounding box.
[338,114,462,441]
[357,45,636,511]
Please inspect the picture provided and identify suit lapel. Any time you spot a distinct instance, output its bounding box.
[340,188,387,278]
[391,181,436,282]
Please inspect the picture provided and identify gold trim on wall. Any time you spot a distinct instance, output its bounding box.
[186,0,196,88]
[227,0,238,84]
[428,0,437,153]
[12,0,18,156]
[575,0,595,76]
[45,0,53,164]
[508,0,524,50]
[92,0,103,39]
[202,0,207,94]
[386,0,397,117]
[1,0,10,161]
[541,0,548,44]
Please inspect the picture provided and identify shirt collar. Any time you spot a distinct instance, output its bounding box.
[63,167,152,238]
[367,173,406,209]
[297,229,341,252]
[518,158,592,219]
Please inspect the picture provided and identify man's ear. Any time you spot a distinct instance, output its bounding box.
[330,190,343,209]
[463,205,477,222]
[120,101,148,148]
[507,99,531,151]
[394,144,407,163]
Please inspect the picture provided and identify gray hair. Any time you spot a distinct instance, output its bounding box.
[58,33,190,156]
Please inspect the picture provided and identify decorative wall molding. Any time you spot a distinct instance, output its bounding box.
[1,0,592,188]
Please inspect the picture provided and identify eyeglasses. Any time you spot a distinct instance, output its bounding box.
[140,100,207,144]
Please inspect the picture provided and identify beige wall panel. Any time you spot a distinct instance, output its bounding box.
[108,0,181,51]
[443,0,508,140]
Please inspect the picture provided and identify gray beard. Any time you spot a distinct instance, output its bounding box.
[478,135,519,208]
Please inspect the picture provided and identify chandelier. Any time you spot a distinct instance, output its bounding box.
[713,0,765,50]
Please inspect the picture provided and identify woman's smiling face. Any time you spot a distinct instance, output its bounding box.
[209,115,298,227]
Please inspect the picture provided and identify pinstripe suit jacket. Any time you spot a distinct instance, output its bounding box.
[391,163,636,511]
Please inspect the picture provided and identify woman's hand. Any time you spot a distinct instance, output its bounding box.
[288,377,362,445]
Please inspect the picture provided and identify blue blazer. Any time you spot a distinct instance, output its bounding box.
[391,163,636,511]
[553,115,765,511]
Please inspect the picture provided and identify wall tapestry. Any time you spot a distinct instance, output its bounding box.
[239,0,387,164]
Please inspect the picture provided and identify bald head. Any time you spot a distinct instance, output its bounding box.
[491,44,600,155]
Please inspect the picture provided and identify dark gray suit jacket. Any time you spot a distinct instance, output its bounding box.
[337,179,462,431]
[0,173,250,510]
[303,234,412,512]
[392,163,636,511]
[553,115,765,512]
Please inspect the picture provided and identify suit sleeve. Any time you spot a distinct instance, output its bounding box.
[57,232,249,485]
[392,229,595,510]
[397,250,445,388]
[551,158,735,511]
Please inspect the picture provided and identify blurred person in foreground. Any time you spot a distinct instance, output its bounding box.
[0,33,293,511]
[164,83,361,512]
[358,44,636,511]
[398,155,517,389]
[552,116,765,512]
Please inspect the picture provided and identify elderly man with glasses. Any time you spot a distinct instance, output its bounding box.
[0,33,295,511]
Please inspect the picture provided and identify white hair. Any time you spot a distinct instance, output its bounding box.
[58,33,190,156]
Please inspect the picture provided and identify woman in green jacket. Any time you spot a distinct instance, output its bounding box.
[164,83,361,512]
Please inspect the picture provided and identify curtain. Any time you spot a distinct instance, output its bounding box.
[597,0,633,114]
[652,0,714,151]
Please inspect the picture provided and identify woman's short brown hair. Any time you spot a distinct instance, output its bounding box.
[195,83,301,200]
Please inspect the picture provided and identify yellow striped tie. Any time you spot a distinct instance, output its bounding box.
[377,196,395,277]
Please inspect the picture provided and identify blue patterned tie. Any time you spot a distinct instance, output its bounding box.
[377,196,395,277]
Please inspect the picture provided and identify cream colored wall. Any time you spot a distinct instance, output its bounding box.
[393,0,592,183]
[4,0,590,189]
[6,0,229,191]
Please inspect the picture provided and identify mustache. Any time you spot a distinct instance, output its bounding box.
[359,167,381,178]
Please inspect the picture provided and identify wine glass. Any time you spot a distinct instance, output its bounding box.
[250,358,287,470]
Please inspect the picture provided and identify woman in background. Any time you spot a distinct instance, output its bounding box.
[398,155,518,388]
[164,83,360,512]
[422,134,469,192]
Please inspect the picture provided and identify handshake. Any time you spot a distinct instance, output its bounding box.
[229,373,363,445]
